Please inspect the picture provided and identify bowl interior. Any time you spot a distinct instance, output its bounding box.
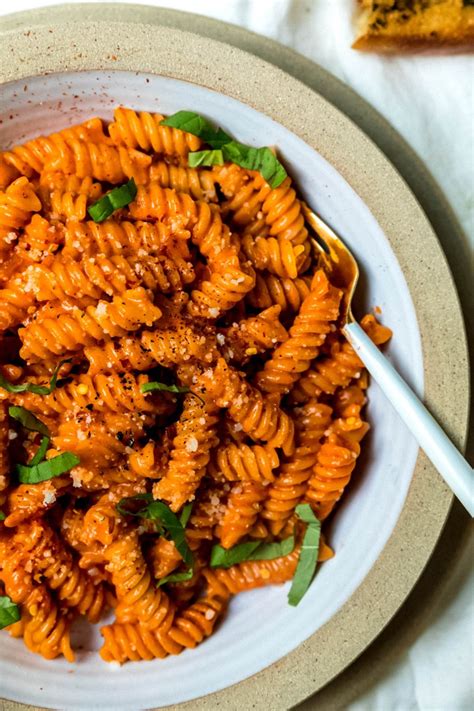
[0,71,423,710]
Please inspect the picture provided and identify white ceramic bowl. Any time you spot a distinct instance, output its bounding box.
[0,70,423,710]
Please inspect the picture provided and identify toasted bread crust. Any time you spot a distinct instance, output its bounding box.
[353,0,474,51]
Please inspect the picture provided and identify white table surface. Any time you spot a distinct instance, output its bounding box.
[1,2,473,710]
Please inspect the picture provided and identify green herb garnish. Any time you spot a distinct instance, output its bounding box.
[188,149,225,168]
[88,178,137,223]
[161,111,232,149]
[116,494,193,569]
[287,504,321,607]
[156,502,193,587]
[140,382,190,395]
[0,596,20,630]
[0,360,69,396]
[28,436,50,467]
[115,492,153,517]
[162,111,287,188]
[223,142,287,189]
[0,511,5,522]
[17,451,80,485]
[157,567,194,587]
[8,406,50,437]
[140,382,204,405]
[179,502,193,528]
[210,535,295,569]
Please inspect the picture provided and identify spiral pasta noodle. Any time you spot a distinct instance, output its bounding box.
[261,402,333,535]
[108,107,201,158]
[19,287,162,362]
[105,531,172,628]
[149,538,183,580]
[100,596,225,663]
[290,313,393,403]
[63,218,190,259]
[44,140,151,185]
[199,358,295,456]
[203,547,300,598]
[152,394,220,511]
[0,107,392,665]
[247,272,312,314]
[216,481,267,549]
[0,177,41,256]
[39,174,102,222]
[210,442,279,485]
[305,405,369,521]
[220,305,288,363]
[11,372,162,416]
[12,521,106,623]
[0,538,74,661]
[149,162,217,201]
[255,270,342,394]
[241,234,307,279]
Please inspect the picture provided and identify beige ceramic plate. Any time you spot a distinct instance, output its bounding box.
[0,4,470,711]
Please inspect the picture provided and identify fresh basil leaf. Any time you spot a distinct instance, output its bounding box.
[88,178,137,223]
[0,511,5,522]
[211,541,261,568]
[17,451,80,484]
[8,406,50,437]
[28,436,50,467]
[116,493,153,517]
[162,111,287,188]
[188,149,224,168]
[146,501,193,568]
[141,382,204,405]
[249,535,295,560]
[157,567,194,587]
[210,536,295,569]
[179,502,193,528]
[0,360,69,396]
[140,382,190,395]
[222,142,287,189]
[0,596,20,630]
[116,495,193,569]
[160,111,232,149]
[287,504,321,606]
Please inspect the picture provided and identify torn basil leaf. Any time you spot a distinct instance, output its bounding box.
[210,535,295,569]
[160,111,232,149]
[8,406,50,437]
[287,504,321,606]
[0,596,20,630]
[17,451,80,484]
[88,178,137,223]
[188,149,224,167]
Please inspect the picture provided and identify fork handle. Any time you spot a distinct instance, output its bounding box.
[344,321,473,516]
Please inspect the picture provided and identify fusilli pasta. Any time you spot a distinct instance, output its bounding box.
[0,107,391,665]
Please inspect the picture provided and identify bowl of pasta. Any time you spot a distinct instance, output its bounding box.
[0,6,469,711]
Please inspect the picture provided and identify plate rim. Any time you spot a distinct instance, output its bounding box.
[0,6,470,711]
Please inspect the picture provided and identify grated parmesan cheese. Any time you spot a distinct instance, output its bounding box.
[43,490,56,507]
[71,470,83,487]
[185,437,199,453]
[95,302,108,317]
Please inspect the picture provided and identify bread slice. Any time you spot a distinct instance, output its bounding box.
[353,0,474,50]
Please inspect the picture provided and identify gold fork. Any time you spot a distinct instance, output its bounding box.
[302,203,473,516]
